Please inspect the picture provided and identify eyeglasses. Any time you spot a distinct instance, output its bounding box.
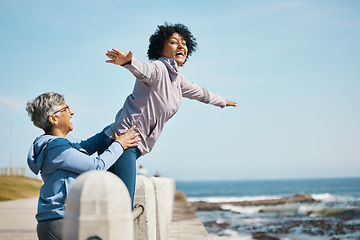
[52,105,71,115]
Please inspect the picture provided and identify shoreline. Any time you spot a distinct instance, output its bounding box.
[190,193,360,239]
[190,193,318,211]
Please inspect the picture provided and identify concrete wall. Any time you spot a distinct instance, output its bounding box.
[63,171,175,240]
[63,171,133,240]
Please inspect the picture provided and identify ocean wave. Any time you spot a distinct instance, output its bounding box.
[219,202,360,219]
[187,195,282,203]
[298,205,360,218]
[297,204,326,215]
[311,193,360,203]
[189,193,359,204]
[220,204,264,214]
[208,232,252,240]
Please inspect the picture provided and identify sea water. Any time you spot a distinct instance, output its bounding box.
[176,178,360,240]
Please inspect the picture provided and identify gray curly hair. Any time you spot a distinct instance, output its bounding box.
[26,92,65,132]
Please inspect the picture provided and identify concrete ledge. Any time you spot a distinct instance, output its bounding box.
[169,191,209,240]
[0,188,209,240]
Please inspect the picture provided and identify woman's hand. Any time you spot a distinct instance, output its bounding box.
[106,48,133,66]
[114,125,140,150]
[226,100,238,107]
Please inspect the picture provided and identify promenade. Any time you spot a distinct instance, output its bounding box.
[0,197,37,240]
[169,192,209,240]
[0,191,209,240]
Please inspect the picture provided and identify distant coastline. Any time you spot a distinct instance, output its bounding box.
[190,193,318,211]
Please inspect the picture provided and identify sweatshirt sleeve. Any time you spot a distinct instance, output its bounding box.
[78,124,113,155]
[47,140,123,174]
[180,77,226,108]
[122,58,160,85]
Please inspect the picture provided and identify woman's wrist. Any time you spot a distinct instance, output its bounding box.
[114,140,124,150]
[121,60,132,66]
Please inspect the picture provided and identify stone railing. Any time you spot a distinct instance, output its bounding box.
[63,170,175,240]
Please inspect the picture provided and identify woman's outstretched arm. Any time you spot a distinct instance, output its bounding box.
[181,77,237,108]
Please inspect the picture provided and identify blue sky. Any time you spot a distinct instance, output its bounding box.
[0,0,359,181]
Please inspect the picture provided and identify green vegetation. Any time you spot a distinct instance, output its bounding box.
[0,175,42,201]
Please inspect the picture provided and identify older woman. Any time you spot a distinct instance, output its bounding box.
[26,92,139,240]
[103,23,237,205]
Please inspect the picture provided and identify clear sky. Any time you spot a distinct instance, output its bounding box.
[0,0,359,181]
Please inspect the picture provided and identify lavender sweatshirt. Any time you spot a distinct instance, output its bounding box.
[105,57,226,155]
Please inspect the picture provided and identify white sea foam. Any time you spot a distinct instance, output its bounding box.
[187,195,282,203]
[219,229,238,236]
[311,193,336,202]
[297,205,324,216]
[311,193,358,203]
[208,233,252,240]
[216,218,226,224]
[220,204,263,214]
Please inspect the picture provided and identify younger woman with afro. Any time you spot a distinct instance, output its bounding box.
[102,22,237,206]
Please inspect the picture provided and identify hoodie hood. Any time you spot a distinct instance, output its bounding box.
[27,135,59,174]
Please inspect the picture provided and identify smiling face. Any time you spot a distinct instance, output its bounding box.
[50,103,74,137]
[161,32,188,66]
[57,104,74,133]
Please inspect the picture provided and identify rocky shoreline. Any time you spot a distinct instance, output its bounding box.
[204,218,360,239]
[191,193,360,239]
[190,193,318,211]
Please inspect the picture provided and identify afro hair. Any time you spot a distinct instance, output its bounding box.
[147,23,197,65]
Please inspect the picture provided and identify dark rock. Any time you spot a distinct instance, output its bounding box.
[252,232,280,240]
[203,220,230,228]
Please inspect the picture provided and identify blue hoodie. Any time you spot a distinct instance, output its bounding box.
[27,130,123,222]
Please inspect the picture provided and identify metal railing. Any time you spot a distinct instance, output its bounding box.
[132,204,144,221]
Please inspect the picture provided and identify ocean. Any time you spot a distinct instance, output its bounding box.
[176,178,360,240]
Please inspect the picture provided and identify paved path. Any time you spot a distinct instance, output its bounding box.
[0,198,38,240]
[0,193,209,240]
[169,191,209,240]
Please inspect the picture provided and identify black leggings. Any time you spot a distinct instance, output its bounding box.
[37,218,63,240]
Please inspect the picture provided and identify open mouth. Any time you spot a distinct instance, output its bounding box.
[175,51,185,57]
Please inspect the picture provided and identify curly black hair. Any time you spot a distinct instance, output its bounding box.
[147,23,197,65]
